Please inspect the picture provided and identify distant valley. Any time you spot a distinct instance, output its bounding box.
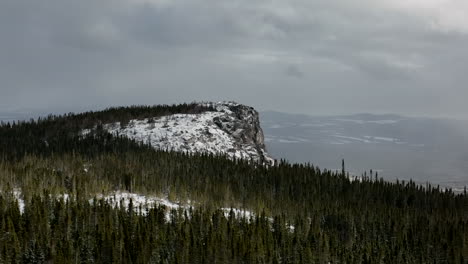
[261,111,468,191]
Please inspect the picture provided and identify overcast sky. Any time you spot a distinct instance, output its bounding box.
[1,0,468,118]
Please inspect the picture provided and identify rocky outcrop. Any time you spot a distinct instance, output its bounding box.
[206,102,273,165]
[98,102,274,165]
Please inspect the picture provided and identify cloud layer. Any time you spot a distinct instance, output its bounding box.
[1,0,467,117]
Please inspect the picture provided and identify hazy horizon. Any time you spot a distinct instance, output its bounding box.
[2,103,468,122]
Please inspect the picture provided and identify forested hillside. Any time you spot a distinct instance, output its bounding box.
[0,104,467,263]
[0,103,214,161]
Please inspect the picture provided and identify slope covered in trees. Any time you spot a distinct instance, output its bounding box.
[0,104,467,263]
[0,103,214,161]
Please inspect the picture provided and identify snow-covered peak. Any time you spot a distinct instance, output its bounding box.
[93,102,274,165]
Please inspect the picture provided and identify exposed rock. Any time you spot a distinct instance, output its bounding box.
[205,102,273,165]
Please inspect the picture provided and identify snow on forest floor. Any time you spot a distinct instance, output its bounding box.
[92,191,186,221]
[13,189,25,214]
[7,189,254,219]
[6,189,294,231]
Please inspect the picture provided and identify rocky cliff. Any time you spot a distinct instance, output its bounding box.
[98,102,274,165]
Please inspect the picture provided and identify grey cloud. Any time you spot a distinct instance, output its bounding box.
[285,65,304,78]
[0,0,467,118]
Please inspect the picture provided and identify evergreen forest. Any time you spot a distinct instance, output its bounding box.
[0,104,467,263]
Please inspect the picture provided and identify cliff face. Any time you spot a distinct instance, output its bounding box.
[206,102,272,165]
[99,102,274,165]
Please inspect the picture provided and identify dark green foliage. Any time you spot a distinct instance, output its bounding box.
[0,192,466,263]
[0,106,467,263]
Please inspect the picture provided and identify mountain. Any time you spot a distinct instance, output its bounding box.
[84,101,274,165]
[1,103,468,262]
[261,111,468,191]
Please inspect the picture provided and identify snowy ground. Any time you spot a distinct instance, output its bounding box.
[6,189,295,231]
[91,191,186,221]
[7,189,252,219]
[105,113,242,157]
[13,189,25,213]
[83,102,273,164]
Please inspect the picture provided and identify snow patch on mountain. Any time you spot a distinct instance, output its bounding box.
[87,102,274,165]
